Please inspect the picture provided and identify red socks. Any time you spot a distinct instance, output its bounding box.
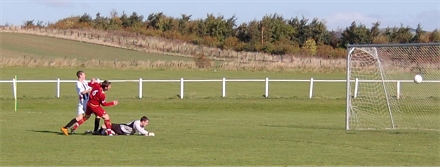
[104,119,112,135]
[72,119,84,130]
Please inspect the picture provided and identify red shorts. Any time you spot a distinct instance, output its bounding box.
[86,104,107,117]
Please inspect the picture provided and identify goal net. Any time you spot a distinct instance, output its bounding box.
[346,43,440,130]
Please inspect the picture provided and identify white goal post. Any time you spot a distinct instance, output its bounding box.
[346,43,440,130]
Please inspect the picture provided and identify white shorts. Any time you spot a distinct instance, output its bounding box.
[77,99,88,115]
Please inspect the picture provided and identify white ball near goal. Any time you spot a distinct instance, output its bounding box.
[414,75,423,84]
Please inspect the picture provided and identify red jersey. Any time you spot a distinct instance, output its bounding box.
[88,86,115,107]
[88,82,101,89]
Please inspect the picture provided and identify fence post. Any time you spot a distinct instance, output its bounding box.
[222,77,226,97]
[139,78,143,99]
[397,81,400,99]
[265,77,269,98]
[309,78,314,99]
[354,78,359,98]
[12,78,17,99]
[57,78,60,98]
[180,78,184,99]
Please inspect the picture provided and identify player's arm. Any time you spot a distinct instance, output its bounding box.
[82,87,92,95]
[76,82,91,95]
[99,93,118,106]
[133,121,150,136]
[88,78,100,87]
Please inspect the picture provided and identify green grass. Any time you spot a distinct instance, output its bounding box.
[0,32,192,62]
[1,98,439,166]
[0,68,439,166]
[0,67,346,99]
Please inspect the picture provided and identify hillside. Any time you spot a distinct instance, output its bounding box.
[0,27,346,72]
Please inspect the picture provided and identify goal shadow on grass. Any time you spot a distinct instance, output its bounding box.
[262,124,342,130]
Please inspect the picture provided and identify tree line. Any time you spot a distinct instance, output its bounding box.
[23,10,440,59]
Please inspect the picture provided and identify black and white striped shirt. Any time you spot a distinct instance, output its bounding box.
[76,80,90,101]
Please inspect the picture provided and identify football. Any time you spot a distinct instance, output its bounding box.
[414,75,423,84]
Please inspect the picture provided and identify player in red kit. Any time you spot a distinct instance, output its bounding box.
[80,80,119,136]
[68,77,103,134]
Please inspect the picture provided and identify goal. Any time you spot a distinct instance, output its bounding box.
[346,43,440,130]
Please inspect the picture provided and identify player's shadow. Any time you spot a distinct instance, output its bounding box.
[28,129,96,136]
[28,129,71,135]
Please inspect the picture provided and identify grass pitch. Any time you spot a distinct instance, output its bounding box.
[0,68,439,166]
[1,97,439,166]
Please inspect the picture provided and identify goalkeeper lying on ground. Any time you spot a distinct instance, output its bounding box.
[87,116,155,136]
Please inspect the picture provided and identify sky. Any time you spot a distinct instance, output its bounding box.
[1,0,439,31]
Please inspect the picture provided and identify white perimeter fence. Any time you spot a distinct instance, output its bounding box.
[1,78,439,99]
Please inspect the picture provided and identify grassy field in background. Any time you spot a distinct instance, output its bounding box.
[0,32,192,62]
[0,67,346,99]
